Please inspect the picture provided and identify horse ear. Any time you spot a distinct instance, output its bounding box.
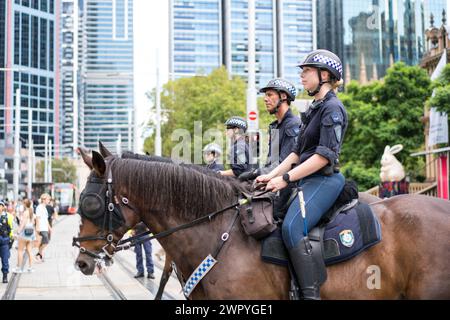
[390,144,403,155]
[92,151,106,177]
[98,141,113,158]
[78,148,93,170]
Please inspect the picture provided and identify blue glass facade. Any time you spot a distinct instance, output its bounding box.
[317,0,440,83]
[424,0,447,29]
[79,0,135,152]
[0,0,57,156]
[170,0,314,90]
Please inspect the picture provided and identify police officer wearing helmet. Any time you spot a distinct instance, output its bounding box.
[0,201,14,283]
[219,116,250,177]
[256,49,348,299]
[203,143,224,172]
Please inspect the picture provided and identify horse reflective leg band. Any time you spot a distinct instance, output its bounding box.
[183,254,217,298]
[297,187,308,237]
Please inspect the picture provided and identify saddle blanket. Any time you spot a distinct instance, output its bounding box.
[261,202,382,266]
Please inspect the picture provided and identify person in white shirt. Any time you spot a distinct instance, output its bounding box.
[35,193,52,262]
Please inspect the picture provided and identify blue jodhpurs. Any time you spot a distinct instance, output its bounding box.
[135,238,154,274]
[0,237,11,274]
[282,173,345,249]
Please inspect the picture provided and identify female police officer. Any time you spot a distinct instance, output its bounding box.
[256,49,347,299]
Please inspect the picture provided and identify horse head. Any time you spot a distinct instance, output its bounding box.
[74,143,140,275]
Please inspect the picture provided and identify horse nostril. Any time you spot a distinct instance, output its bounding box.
[77,261,88,271]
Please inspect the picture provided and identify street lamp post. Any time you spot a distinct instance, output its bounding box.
[13,88,21,200]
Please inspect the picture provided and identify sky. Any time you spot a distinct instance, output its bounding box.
[133,0,169,152]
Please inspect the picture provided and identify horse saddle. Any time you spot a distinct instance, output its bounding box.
[261,199,383,267]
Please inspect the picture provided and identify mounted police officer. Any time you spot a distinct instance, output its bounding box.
[257,49,348,299]
[203,143,225,172]
[219,116,251,177]
[239,78,301,218]
[0,201,14,283]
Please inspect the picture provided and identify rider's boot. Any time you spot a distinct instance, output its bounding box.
[288,236,327,300]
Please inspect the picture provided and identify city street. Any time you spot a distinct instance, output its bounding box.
[0,215,185,300]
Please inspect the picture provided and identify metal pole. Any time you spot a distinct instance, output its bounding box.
[116,134,122,157]
[13,88,21,200]
[44,133,48,182]
[128,109,132,151]
[48,139,52,183]
[246,0,258,132]
[32,150,36,182]
[28,108,33,198]
[73,0,79,158]
[155,50,162,156]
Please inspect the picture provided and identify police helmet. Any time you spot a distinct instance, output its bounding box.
[298,49,343,81]
[225,116,248,133]
[0,201,5,207]
[259,78,297,102]
[203,143,222,156]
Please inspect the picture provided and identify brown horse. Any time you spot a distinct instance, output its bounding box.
[74,147,450,299]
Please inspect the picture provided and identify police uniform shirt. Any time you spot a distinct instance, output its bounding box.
[292,90,348,167]
[229,137,250,177]
[266,109,301,168]
[207,161,225,172]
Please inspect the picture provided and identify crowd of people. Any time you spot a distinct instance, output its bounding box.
[0,193,58,283]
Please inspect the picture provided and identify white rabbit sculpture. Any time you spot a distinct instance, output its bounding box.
[380,145,405,182]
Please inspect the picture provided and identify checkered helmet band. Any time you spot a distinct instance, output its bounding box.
[312,54,343,78]
[259,78,297,101]
[225,117,247,132]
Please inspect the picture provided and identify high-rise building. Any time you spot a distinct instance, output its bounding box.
[316,0,445,83]
[0,0,59,186]
[170,0,314,88]
[424,0,448,29]
[78,0,135,152]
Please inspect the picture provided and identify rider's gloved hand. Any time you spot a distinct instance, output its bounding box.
[238,168,261,182]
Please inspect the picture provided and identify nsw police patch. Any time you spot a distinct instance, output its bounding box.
[339,229,355,247]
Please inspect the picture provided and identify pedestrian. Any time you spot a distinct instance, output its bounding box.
[46,198,56,240]
[0,201,14,283]
[219,116,251,177]
[203,143,224,172]
[35,193,52,262]
[13,199,36,273]
[132,222,155,279]
[256,49,347,299]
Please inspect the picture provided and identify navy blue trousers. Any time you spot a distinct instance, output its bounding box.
[0,237,11,274]
[135,239,154,274]
[282,173,345,249]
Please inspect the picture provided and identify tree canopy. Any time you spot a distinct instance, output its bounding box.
[36,158,77,183]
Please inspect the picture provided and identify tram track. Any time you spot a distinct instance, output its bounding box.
[114,252,178,300]
[97,272,127,300]
[1,215,68,300]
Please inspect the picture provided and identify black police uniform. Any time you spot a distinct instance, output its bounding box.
[229,136,250,177]
[206,161,224,172]
[293,90,348,171]
[264,109,301,173]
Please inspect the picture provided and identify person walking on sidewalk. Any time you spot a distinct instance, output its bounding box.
[0,201,14,283]
[133,222,155,279]
[35,193,52,262]
[14,199,36,273]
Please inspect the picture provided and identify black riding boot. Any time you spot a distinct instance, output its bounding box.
[288,236,327,300]
[2,272,7,283]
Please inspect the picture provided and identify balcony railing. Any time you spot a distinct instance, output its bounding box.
[364,182,438,198]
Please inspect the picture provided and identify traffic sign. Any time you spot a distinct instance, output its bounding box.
[249,111,257,121]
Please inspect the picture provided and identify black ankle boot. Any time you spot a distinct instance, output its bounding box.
[288,237,327,300]
[2,273,7,283]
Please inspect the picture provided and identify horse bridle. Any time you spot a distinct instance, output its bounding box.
[72,165,135,262]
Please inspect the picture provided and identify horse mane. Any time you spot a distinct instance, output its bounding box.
[110,156,249,220]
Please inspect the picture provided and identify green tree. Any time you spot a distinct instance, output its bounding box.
[36,158,77,183]
[429,63,450,115]
[339,62,431,189]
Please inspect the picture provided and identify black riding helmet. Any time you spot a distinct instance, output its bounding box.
[298,49,343,96]
[259,78,298,114]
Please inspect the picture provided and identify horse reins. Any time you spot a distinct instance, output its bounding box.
[73,163,271,262]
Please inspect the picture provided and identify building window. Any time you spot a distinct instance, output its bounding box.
[21,13,30,66]
[40,18,47,69]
